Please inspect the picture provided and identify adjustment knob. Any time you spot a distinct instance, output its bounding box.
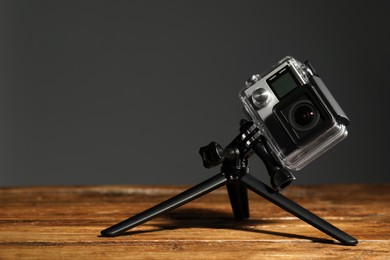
[252,88,271,108]
[199,142,225,168]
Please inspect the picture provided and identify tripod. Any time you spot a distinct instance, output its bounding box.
[100,120,358,246]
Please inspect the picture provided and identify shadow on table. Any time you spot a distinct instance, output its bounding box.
[108,207,337,245]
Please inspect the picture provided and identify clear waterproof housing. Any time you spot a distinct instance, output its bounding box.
[239,56,349,171]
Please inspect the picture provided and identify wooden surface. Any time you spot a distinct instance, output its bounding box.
[0,183,389,259]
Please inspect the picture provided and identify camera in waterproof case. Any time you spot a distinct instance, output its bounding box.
[240,56,350,171]
[101,56,359,246]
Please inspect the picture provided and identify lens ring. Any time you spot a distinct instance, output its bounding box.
[288,100,320,131]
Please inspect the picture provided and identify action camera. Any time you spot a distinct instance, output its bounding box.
[239,56,350,171]
[101,56,358,245]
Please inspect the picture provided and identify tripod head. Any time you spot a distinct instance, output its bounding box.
[199,120,295,190]
[199,119,296,191]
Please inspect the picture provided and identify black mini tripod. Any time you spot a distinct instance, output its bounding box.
[101,120,358,245]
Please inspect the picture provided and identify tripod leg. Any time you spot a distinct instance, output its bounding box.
[240,174,358,245]
[226,182,249,219]
[101,173,227,237]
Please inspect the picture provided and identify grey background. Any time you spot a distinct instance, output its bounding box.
[1,1,389,187]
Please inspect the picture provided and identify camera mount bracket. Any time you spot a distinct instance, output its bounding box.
[100,120,358,245]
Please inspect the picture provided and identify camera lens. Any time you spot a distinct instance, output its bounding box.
[295,106,315,125]
[289,101,320,131]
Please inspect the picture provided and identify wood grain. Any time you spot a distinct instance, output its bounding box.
[0,184,389,259]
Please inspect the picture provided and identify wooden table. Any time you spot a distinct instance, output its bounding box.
[0,183,389,259]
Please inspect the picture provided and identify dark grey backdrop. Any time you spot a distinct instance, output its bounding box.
[1,1,389,187]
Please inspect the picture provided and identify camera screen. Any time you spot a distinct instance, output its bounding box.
[267,67,299,99]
